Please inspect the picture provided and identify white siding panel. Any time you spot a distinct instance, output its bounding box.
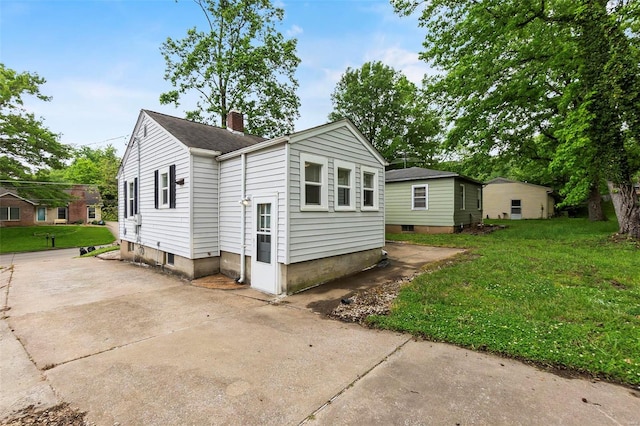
[288,126,385,264]
[219,157,242,253]
[192,155,219,258]
[244,146,287,262]
[219,146,287,262]
[118,114,192,258]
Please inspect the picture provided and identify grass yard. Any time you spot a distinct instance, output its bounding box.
[0,225,115,254]
[377,217,640,387]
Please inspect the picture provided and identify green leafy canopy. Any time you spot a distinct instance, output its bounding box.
[329,61,441,166]
[393,0,640,236]
[160,0,301,138]
[0,64,70,181]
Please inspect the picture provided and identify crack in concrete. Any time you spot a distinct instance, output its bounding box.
[297,337,413,425]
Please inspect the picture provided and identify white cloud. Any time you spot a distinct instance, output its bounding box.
[287,24,303,37]
[365,45,434,84]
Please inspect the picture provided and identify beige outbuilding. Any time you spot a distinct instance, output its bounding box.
[483,177,555,219]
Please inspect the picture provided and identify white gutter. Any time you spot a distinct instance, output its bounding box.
[238,152,247,283]
[189,147,221,158]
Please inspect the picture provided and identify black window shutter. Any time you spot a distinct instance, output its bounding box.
[123,180,128,217]
[169,164,176,208]
[154,170,159,209]
[134,177,138,214]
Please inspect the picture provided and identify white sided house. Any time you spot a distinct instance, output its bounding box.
[117,110,386,294]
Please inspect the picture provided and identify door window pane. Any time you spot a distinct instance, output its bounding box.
[37,207,46,221]
[257,203,271,231]
[257,234,271,263]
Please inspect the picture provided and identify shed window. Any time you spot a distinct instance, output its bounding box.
[88,207,96,220]
[334,160,355,210]
[300,153,328,211]
[0,207,20,221]
[37,207,46,221]
[511,199,522,215]
[477,188,482,210]
[460,184,466,210]
[57,207,67,220]
[361,166,379,211]
[412,185,428,210]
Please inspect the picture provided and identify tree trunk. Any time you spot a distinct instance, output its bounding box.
[587,185,606,221]
[608,181,640,238]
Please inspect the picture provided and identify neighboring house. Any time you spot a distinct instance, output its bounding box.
[117,110,387,295]
[0,185,102,227]
[385,167,483,234]
[0,190,36,227]
[483,177,555,219]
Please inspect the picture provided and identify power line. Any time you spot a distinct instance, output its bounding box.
[0,180,81,185]
[69,135,128,147]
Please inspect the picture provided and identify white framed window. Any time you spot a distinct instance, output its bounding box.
[412,184,428,210]
[87,206,96,220]
[460,184,466,210]
[300,152,328,211]
[166,252,175,266]
[0,207,20,221]
[334,160,355,211]
[477,187,482,210]
[160,167,170,207]
[128,181,135,217]
[361,166,379,211]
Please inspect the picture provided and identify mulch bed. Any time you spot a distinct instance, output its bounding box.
[1,404,91,426]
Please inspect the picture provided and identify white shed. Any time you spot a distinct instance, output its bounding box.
[117,110,386,294]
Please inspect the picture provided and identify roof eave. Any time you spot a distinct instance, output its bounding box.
[216,135,290,161]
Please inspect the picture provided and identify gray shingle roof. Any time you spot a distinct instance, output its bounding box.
[486,177,516,184]
[385,167,461,182]
[486,177,553,191]
[144,110,266,154]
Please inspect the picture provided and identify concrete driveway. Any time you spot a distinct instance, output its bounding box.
[1,247,639,425]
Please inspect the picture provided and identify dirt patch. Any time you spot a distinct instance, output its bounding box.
[1,404,90,426]
[330,276,410,324]
[191,274,247,290]
[460,223,506,235]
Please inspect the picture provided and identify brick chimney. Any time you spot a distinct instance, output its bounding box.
[227,110,244,134]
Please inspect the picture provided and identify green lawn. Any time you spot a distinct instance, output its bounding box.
[377,217,640,386]
[0,225,115,254]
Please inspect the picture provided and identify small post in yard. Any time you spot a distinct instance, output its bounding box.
[51,234,55,248]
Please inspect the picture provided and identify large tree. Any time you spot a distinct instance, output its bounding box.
[329,61,440,165]
[393,0,640,237]
[48,146,120,220]
[0,64,70,181]
[0,64,72,204]
[160,0,300,137]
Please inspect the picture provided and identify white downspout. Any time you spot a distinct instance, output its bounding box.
[238,152,247,283]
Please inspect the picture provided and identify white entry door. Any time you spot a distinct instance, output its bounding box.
[251,196,278,294]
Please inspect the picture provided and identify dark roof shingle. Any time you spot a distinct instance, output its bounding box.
[143,110,266,154]
[385,167,460,182]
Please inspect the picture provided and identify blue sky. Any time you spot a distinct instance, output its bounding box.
[1,0,429,156]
